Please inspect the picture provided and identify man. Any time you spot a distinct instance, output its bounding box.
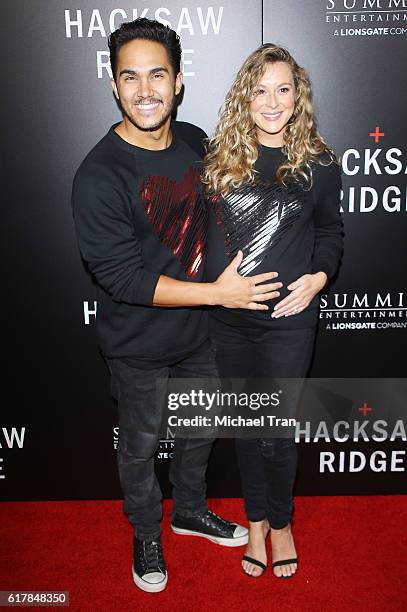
[72,18,281,593]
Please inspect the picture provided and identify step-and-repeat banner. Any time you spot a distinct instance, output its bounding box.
[2,1,406,501]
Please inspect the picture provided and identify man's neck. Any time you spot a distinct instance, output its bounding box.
[115,118,172,151]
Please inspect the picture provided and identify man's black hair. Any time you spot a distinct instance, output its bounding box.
[108,18,182,80]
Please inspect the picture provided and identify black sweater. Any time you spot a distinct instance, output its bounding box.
[206,145,344,329]
[72,121,209,363]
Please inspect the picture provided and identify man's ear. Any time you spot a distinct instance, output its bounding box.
[111,78,119,100]
[175,72,183,96]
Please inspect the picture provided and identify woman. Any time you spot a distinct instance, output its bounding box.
[203,44,343,578]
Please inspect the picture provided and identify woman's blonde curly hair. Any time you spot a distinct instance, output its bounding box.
[202,43,336,196]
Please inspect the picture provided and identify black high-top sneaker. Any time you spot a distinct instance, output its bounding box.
[171,510,248,546]
[132,536,167,593]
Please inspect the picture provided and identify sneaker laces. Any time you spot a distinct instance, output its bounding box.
[144,540,164,572]
[206,510,234,529]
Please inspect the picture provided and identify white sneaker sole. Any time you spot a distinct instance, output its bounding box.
[171,525,248,547]
[132,565,168,593]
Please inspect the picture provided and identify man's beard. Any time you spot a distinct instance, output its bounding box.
[122,95,176,132]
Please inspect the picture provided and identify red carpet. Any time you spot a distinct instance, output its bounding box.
[1,497,407,612]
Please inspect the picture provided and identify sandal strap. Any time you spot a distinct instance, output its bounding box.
[272,558,298,568]
[242,555,267,571]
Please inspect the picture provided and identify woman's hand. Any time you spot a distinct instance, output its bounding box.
[271,272,327,318]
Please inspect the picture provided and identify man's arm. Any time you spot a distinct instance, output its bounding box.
[153,251,281,310]
[72,170,281,311]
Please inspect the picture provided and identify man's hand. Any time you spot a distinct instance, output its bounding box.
[213,251,282,311]
[153,251,281,309]
[271,272,327,318]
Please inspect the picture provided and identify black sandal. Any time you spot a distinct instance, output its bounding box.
[242,555,268,577]
[272,558,298,578]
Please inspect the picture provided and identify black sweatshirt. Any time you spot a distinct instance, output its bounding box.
[205,145,344,329]
[72,121,210,363]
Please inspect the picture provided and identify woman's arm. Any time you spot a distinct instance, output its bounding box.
[271,160,344,319]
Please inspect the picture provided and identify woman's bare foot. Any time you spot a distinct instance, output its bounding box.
[241,519,270,577]
[270,523,298,578]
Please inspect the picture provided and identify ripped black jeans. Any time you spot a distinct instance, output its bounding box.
[210,314,315,529]
[107,344,218,541]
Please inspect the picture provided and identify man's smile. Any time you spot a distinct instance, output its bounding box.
[134,100,162,112]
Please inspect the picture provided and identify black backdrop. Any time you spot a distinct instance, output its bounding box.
[2,0,406,501]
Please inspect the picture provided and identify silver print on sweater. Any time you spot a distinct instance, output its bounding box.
[214,181,304,276]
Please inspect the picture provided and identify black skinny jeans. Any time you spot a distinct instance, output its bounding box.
[107,343,218,541]
[210,315,315,529]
